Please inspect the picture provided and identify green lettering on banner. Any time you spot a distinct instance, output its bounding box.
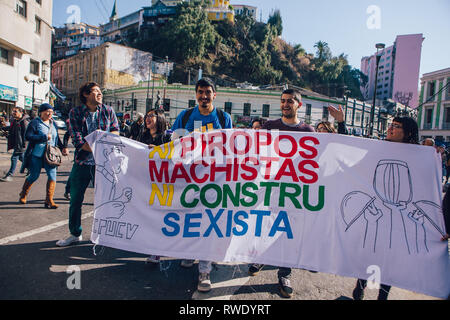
[240,182,258,207]
[303,185,325,211]
[260,182,280,206]
[200,184,222,208]
[279,183,302,209]
[222,183,241,208]
[181,184,199,208]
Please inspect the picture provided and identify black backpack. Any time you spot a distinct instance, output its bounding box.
[181,107,226,129]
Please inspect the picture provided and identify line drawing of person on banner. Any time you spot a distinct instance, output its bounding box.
[94,134,132,220]
[341,160,446,254]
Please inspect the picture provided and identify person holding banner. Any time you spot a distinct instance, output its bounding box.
[139,109,172,264]
[56,82,119,247]
[171,77,232,293]
[352,116,419,300]
[248,88,314,298]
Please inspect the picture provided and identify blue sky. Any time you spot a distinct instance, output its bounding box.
[52,0,450,77]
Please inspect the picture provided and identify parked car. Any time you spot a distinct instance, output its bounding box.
[52,115,66,130]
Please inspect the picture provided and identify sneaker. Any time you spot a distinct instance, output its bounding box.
[279,277,293,298]
[145,255,160,264]
[197,272,211,292]
[0,175,12,182]
[56,235,82,247]
[248,263,264,276]
[64,192,70,200]
[180,259,195,268]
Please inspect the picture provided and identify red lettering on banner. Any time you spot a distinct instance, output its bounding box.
[261,157,279,180]
[275,158,299,182]
[207,131,228,157]
[190,162,210,184]
[229,131,252,155]
[274,135,298,158]
[170,163,192,183]
[299,136,319,159]
[256,131,272,155]
[240,157,259,181]
[180,137,197,158]
[210,160,233,181]
[298,160,319,184]
[149,160,169,183]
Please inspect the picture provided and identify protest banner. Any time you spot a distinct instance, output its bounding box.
[85,129,449,298]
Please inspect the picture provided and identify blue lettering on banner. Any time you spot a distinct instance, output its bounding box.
[161,210,293,239]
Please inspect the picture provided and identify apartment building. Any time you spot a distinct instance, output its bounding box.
[417,67,450,143]
[0,0,53,113]
[360,34,424,108]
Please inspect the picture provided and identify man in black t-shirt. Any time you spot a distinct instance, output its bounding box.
[249,88,314,298]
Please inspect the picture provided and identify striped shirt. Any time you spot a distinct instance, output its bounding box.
[69,104,119,165]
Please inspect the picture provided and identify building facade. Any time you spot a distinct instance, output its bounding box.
[0,0,53,113]
[102,83,388,138]
[360,34,424,108]
[52,23,101,61]
[417,68,450,143]
[233,4,257,20]
[206,0,234,23]
[51,42,152,108]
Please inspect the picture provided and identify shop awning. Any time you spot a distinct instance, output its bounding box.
[50,82,66,101]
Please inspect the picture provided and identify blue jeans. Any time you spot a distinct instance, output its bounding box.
[26,155,57,183]
[6,151,24,176]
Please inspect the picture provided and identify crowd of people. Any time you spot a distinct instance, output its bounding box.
[0,78,449,299]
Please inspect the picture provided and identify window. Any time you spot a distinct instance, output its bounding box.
[322,106,329,120]
[0,47,9,64]
[224,101,232,114]
[16,0,26,17]
[262,104,270,118]
[447,79,450,100]
[35,0,41,4]
[243,103,251,116]
[35,16,41,34]
[427,81,436,98]
[30,60,39,75]
[424,108,433,129]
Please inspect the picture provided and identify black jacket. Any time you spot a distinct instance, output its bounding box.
[7,115,29,153]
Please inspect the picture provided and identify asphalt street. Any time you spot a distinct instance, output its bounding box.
[0,133,441,301]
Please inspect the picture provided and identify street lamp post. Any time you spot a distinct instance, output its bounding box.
[369,43,385,138]
[24,76,44,109]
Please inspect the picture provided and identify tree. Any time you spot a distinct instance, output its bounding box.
[267,9,283,36]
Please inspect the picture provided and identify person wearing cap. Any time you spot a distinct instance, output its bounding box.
[0,106,29,182]
[18,103,68,208]
[56,82,119,247]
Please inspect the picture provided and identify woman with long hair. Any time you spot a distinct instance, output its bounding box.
[19,104,68,208]
[352,116,419,300]
[137,109,171,148]
[138,109,171,264]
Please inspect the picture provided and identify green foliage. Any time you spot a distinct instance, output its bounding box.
[267,9,283,36]
[133,3,363,98]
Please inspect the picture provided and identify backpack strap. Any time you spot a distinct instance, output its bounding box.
[181,108,195,129]
[216,108,226,129]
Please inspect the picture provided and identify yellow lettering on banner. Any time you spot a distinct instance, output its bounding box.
[149,142,172,159]
[149,183,174,206]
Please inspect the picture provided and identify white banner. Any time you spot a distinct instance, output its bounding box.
[86,130,450,298]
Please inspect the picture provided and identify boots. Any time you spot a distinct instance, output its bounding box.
[19,179,33,204]
[45,180,58,209]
